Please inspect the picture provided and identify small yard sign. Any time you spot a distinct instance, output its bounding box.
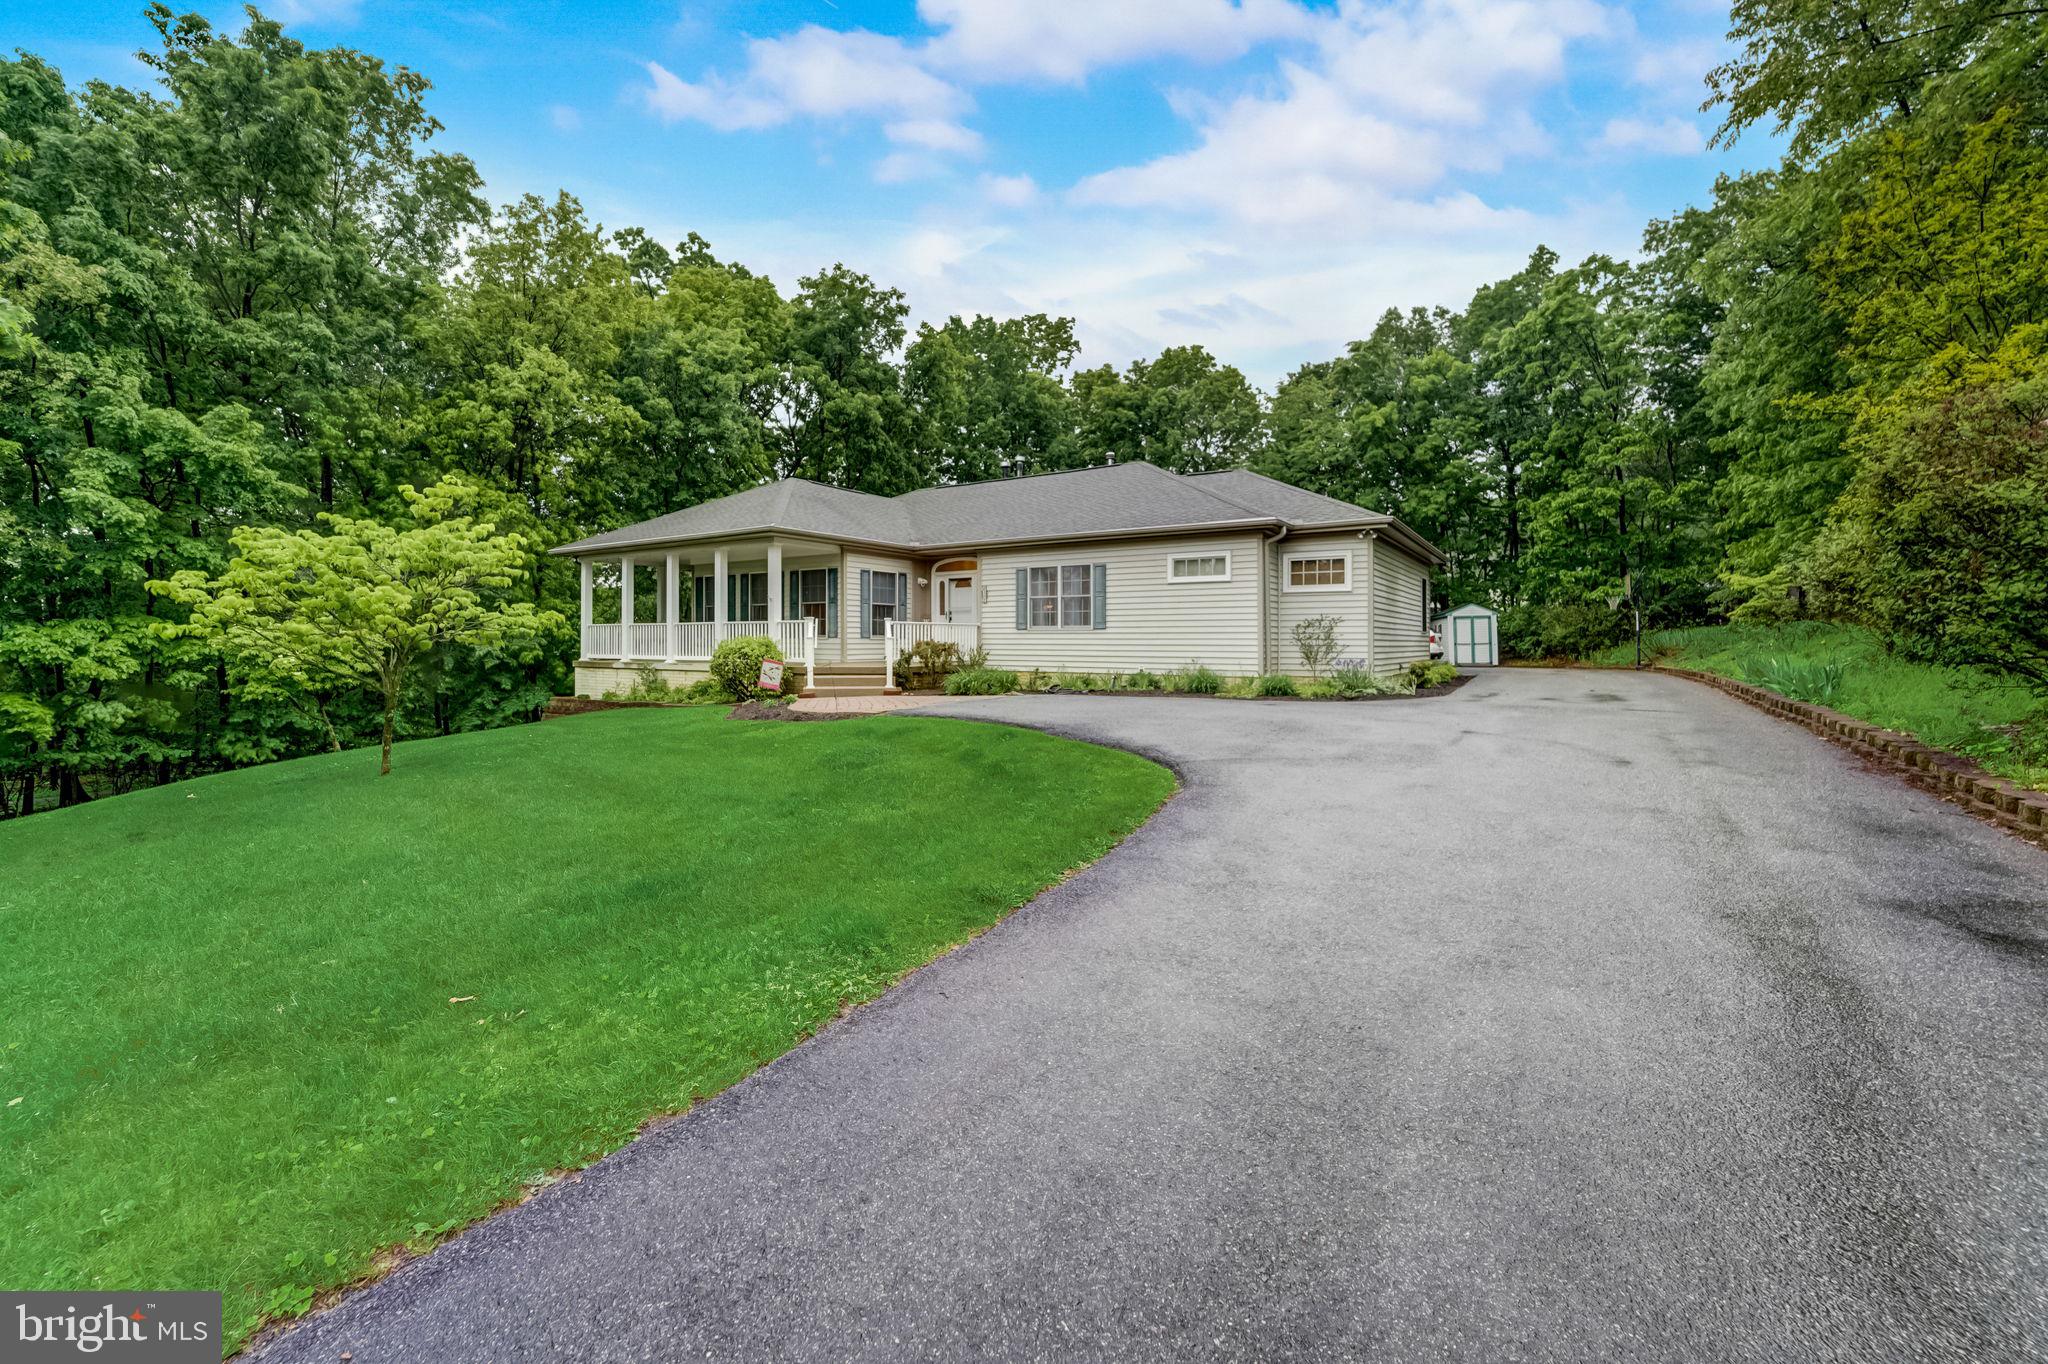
[757,658,784,694]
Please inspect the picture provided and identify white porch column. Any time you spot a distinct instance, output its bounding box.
[766,542,784,628]
[663,551,680,661]
[618,555,634,660]
[578,559,593,657]
[712,546,729,633]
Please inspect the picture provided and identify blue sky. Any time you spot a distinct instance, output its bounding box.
[13,1,1776,386]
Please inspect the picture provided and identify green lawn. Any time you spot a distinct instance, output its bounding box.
[0,708,1172,1353]
[1594,622,2046,789]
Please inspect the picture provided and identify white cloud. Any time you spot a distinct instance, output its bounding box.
[549,104,582,133]
[1597,115,1704,155]
[980,173,1040,207]
[1072,0,1614,229]
[885,119,985,154]
[642,27,965,131]
[1629,37,1719,88]
[917,0,1315,83]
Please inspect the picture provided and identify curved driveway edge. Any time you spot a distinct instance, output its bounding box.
[255,669,2047,1363]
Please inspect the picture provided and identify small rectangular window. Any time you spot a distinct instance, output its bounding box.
[1168,553,1230,583]
[1284,553,1350,592]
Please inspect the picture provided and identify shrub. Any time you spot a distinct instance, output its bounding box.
[708,635,785,701]
[1052,671,1104,691]
[1252,673,1298,697]
[1502,601,1624,660]
[1406,659,1460,689]
[681,677,734,704]
[1123,669,1162,691]
[897,639,962,690]
[1170,662,1223,694]
[1741,656,1847,706]
[959,645,989,670]
[944,667,1020,696]
[1330,666,1416,697]
[619,666,682,702]
[1291,614,1343,680]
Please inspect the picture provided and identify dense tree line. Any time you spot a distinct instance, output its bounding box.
[3,2,2042,813]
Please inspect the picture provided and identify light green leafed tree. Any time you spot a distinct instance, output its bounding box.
[153,480,559,775]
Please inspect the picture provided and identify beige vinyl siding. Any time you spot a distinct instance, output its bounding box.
[1371,541,1432,671]
[980,533,1263,676]
[843,550,916,661]
[1270,531,1373,675]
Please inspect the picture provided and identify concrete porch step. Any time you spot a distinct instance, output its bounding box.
[812,664,889,677]
[807,684,893,698]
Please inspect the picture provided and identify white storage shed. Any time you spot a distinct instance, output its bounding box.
[1435,604,1499,667]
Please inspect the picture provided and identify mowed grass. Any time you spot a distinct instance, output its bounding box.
[1594,621,2046,788]
[0,708,1173,1352]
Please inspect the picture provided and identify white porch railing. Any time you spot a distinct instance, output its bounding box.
[884,619,981,690]
[583,619,815,691]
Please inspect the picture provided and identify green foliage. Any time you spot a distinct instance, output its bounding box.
[1065,345,1264,472]
[1739,656,1847,706]
[707,635,785,702]
[152,481,554,774]
[1407,660,1461,688]
[1501,602,1625,660]
[1329,667,1415,697]
[896,639,963,690]
[1812,366,2048,693]
[1290,614,1343,681]
[681,677,736,704]
[944,667,1019,696]
[1123,669,1163,691]
[1252,673,1298,697]
[0,706,1171,1350]
[1168,662,1223,695]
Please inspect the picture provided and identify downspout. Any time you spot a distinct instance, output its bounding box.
[1260,526,1289,674]
[1361,530,1378,674]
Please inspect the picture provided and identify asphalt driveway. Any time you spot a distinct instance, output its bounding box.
[256,669,2047,1363]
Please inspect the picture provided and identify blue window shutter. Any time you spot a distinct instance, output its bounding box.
[826,567,839,638]
[694,576,709,622]
[1015,569,1028,630]
[898,573,909,624]
[788,570,800,620]
[1092,564,1107,629]
[859,569,872,638]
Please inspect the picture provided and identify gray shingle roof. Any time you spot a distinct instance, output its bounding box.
[1186,469,1391,527]
[550,461,1439,561]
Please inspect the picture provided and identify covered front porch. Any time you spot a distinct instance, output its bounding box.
[573,539,984,696]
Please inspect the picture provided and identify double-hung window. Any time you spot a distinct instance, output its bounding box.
[1027,564,1093,627]
[798,568,833,637]
[868,571,898,636]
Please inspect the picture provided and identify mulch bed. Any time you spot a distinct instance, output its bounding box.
[1031,672,1474,702]
[727,699,843,722]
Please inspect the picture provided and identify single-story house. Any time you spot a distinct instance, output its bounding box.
[549,461,1445,697]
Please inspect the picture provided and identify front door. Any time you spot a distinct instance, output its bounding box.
[942,575,977,627]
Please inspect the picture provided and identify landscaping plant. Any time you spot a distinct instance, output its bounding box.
[152,481,557,775]
[1170,663,1224,694]
[944,667,1021,696]
[1291,615,1343,681]
[707,635,785,701]
[1253,674,1299,697]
